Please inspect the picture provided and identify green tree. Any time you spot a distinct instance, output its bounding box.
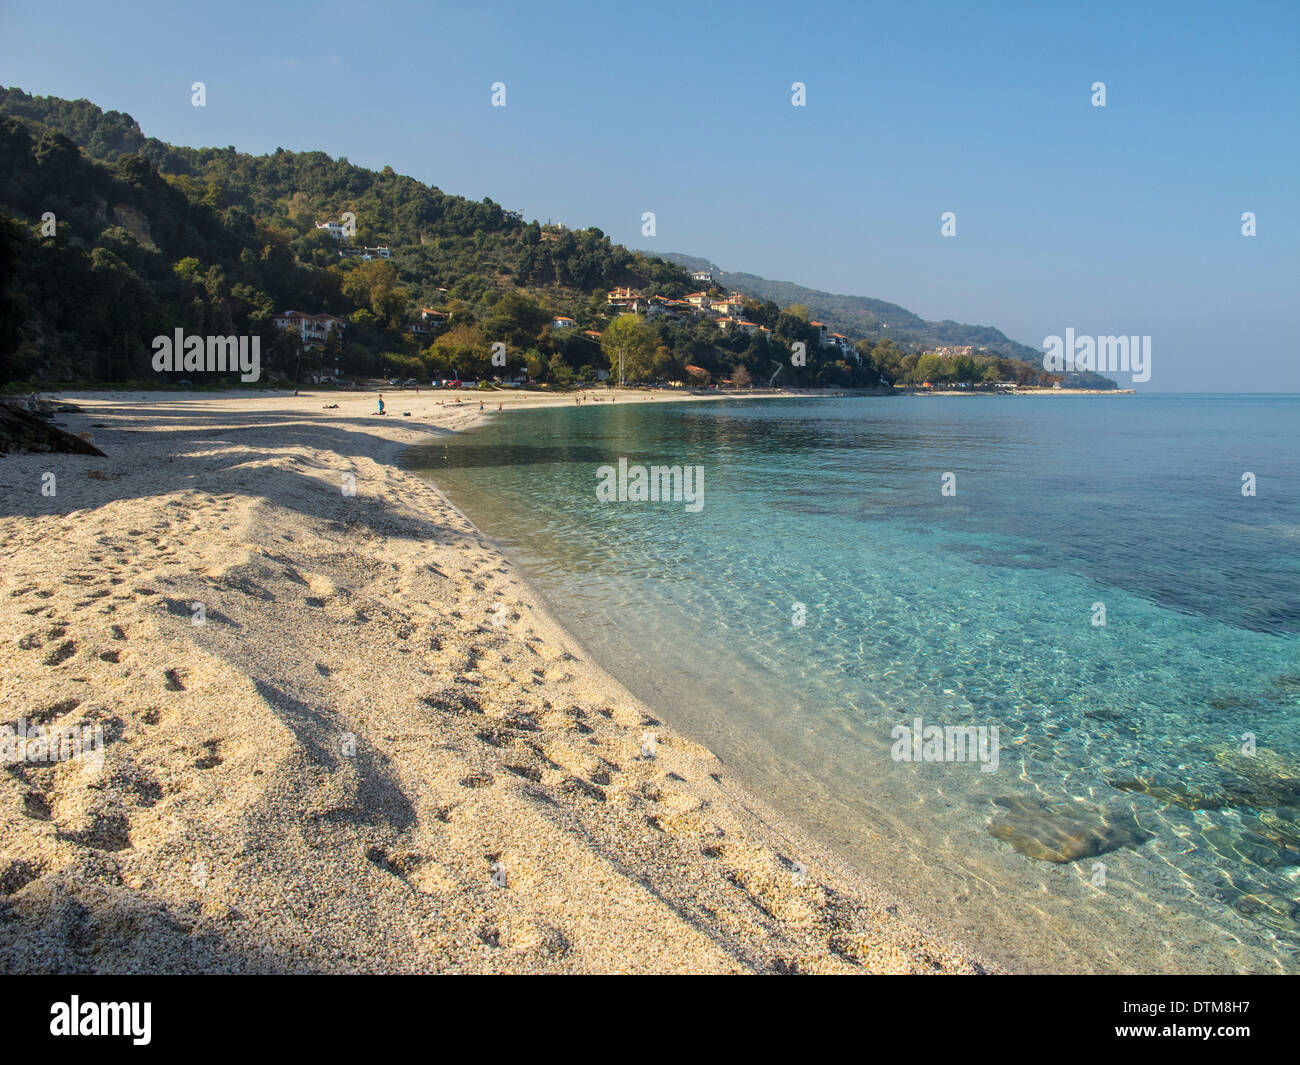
[914,352,943,383]
[341,259,406,326]
[600,313,657,385]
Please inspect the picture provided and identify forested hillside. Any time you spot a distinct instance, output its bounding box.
[0,87,1086,390]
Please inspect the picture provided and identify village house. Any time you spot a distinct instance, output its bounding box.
[606,287,647,313]
[315,220,346,240]
[831,333,859,361]
[410,308,450,338]
[647,296,694,321]
[716,318,759,336]
[551,315,577,329]
[273,311,347,348]
[690,269,713,283]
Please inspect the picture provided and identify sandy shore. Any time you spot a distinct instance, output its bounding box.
[0,387,997,973]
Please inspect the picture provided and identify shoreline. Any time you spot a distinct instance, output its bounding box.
[0,388,1000,973]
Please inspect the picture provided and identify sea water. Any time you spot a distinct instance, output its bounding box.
[408,394,1300,973]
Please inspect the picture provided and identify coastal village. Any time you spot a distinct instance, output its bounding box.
[228,216,1093,394]
[279,219,991,387]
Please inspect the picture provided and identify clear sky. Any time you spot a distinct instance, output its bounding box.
[4,0,1297,390]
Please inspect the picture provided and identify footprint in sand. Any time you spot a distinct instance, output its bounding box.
[43,640,77,667]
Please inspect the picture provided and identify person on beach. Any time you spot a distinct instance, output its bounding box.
[480,401,484,412]
[377,395,385,415]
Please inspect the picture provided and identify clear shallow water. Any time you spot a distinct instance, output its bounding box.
[409,394,1300,973]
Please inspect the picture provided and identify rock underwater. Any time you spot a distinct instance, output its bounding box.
[987,794,1153,863]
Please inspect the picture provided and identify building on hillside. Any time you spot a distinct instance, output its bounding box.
[831,333,859,361]
[411,309,448,337]
[340,246,392,261]
[315,221,346,240]
[810,320,834,347]
[716,318,758,336]
[551,316,577,329]
[690,269,714,282]
[684,291,711,309]
[273,311,347,348]
[930,345,975,359]
[411,308,449,338]
[647,296,692,321]
[606,288,646,312]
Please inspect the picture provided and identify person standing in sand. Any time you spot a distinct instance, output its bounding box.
[377,395,385,415]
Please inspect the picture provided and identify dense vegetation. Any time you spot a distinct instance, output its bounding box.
[0,87,1090,390]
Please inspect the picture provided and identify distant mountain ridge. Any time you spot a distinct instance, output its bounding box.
[653,251,1113,385]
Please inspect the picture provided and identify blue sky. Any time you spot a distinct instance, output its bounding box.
[4,0,1297,390]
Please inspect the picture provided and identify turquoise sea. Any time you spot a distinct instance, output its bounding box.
[409,394,1300,973]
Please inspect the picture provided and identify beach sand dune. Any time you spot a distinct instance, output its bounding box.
[0,391,994,973]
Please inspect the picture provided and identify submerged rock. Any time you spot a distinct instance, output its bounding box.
[1213,747,1300,809]
[1110,777,1228,811]
[1207,693,1258,711]
[1269,673,1300,695]
[1112,747,1300,813]
[987,794,1152,863]
[1231,893,1298,920]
